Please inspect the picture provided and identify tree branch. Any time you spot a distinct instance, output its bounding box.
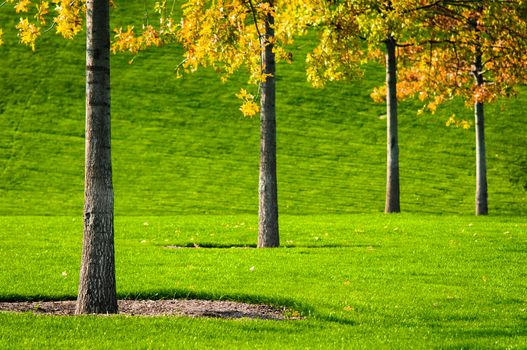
[245,0,263,42]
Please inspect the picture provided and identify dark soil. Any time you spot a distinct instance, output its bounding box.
[0,300,300,320]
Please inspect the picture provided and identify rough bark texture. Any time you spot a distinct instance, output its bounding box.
[384,36,401,213]
[76,0,118,314]
[258,7,279,248]
[474,51,488,215]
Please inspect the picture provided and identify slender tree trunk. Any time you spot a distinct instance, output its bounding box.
[257,7,279,248]
[474,51,488,215]
[384,36,400,213]
[76,0,118,314]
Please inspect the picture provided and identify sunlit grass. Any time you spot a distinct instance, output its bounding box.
[0,215,526,348]
[0,1,526,348]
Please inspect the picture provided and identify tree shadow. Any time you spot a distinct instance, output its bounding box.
[0,294,76,303]
[164,243,257,249]
[163,242,380,249]
[437,326,527,349]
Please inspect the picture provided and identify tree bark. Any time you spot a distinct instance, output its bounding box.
[258,7,279,248]
[75,0,118,314]
[384,36,400,213]
[474,51,488,215]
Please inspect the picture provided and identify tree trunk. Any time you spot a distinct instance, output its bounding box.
[75,0,118,314]
[257,8,279,248]
[474,51,488,215]
[384,36,400,213]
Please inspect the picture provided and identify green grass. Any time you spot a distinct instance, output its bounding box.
[0,2,525,216]
[0,215,526,348]
[0,1,526,348]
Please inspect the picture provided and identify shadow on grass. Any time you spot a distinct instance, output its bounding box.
[0,289,355,325]
[0,294,77,303]
[164,243,257,249]
[458,327,527,337]
[438,326,527,349]
[284,244,381,249]
[163,242,380,249]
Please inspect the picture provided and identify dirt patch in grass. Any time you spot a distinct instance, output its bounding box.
[0,300,301,320]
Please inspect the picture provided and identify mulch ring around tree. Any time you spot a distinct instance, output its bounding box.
[0,300,303,320]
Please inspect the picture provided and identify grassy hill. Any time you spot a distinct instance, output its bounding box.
[0,1,526,217]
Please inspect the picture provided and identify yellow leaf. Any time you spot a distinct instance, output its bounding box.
[370,86,386,103]
[235,88,252,100]
[260,72,273,83]
[15,0,32,13]
[239,101,259,117]
[35,1,49,24]
[446,115,455,127]
[16,17,40,51]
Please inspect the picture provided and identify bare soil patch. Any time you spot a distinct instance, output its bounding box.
[0,300,300,320]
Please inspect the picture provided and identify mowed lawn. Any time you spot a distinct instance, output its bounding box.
[0,0,526,348]
[0,215,526,349]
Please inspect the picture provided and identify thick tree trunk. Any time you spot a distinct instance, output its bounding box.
[474,52,488,215]
[257,8,279,248]
[384,36,400,213]
[75,0,118,314]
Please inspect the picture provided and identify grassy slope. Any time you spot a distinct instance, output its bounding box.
[0,215,526,349]
[0,2,525,217]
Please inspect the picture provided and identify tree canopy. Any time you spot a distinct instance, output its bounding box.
[399,1,527,113]
[0,0,88,50]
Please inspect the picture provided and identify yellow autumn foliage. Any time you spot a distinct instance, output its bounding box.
[16,17,40,51]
